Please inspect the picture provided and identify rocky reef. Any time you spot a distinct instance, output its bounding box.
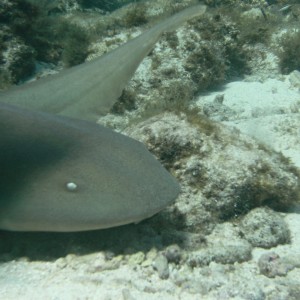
[1,0,300,299]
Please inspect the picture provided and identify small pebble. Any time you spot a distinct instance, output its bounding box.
[164,244,182,264]
[240,208,290,248]
[122,288,135,300]
[258,252,294,278]
[153,253,169,279]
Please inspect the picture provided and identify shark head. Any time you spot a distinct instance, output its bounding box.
[0,104,180,231]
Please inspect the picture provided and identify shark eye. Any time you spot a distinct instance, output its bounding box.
[66,182,78,192]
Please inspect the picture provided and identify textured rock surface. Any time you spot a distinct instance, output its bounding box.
[240,208,290,248]
[1,214,300,299]
[258,251,295,278]
[127,112,300,231]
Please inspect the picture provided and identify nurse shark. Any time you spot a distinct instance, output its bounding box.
[0,5,206,231]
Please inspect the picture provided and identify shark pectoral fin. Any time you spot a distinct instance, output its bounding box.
[0,5,206,121]
[59,4,207,120]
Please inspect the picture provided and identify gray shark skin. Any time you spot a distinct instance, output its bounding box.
[0,103,180,231]
[0,5,206,232]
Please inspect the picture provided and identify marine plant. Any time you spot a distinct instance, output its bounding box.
[123,3,148,27]
[57,21,91,67]
[277,30,300,74]
[111,88,137,114]
[77,0,141,11]
[187,12,250,91]
[0,0,92,84]
[184,42,227,90]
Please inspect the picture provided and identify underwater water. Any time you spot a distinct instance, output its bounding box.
[0,0,300,299]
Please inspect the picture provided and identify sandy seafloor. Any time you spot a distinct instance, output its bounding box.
[1,2,300,300]
[0,213,300,300]
[0,75,299,300]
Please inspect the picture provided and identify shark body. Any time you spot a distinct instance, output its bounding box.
[0,5,206,231]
